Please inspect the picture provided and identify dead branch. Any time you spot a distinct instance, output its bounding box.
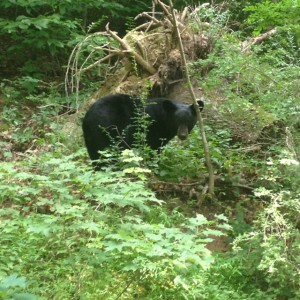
[105,23,157,75]
[153,0,173,23]
[180,7,189,22]
[65,32,114,97]
[135,12,163,25]
[79,53,119,73]
[154,0,186,30]
[241,28,277,53]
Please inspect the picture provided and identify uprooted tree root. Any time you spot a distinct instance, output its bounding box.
[65,0,213,109]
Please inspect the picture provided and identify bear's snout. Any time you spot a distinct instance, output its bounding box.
[177,126,188,140]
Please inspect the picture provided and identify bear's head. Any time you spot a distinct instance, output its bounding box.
[163,100,204,140]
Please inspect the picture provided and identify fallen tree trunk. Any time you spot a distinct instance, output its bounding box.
[241,28,277,53]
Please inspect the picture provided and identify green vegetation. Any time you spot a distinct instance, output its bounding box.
[1,0,299,299]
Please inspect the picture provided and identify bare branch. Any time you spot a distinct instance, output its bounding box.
[180,6,189,22]
[241,28,277,53]
[106,23,157,75]
[135,12,162,25]
[79,53,119,73]
[153,0,173,23]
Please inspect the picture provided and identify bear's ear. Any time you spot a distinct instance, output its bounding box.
[163,100,177,112]
[197,100,204,112]
[190,100,204,114]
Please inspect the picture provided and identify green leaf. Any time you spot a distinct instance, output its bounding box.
[33,18,49,29]
[104,241,124,252]
[0,274,26,288]
[188,214,208,226]
[14,293,38,300]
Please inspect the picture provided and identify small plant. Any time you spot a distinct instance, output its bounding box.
[0,274,39,300]
[232,153,300,299]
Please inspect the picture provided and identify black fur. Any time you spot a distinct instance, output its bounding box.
[82,93,204,166]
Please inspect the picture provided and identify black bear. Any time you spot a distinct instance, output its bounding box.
[82,93,204,168]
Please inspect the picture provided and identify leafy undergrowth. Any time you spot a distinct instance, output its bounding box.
[1,77,299,298]
[0,146,232,299]
[1,138,299,299]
